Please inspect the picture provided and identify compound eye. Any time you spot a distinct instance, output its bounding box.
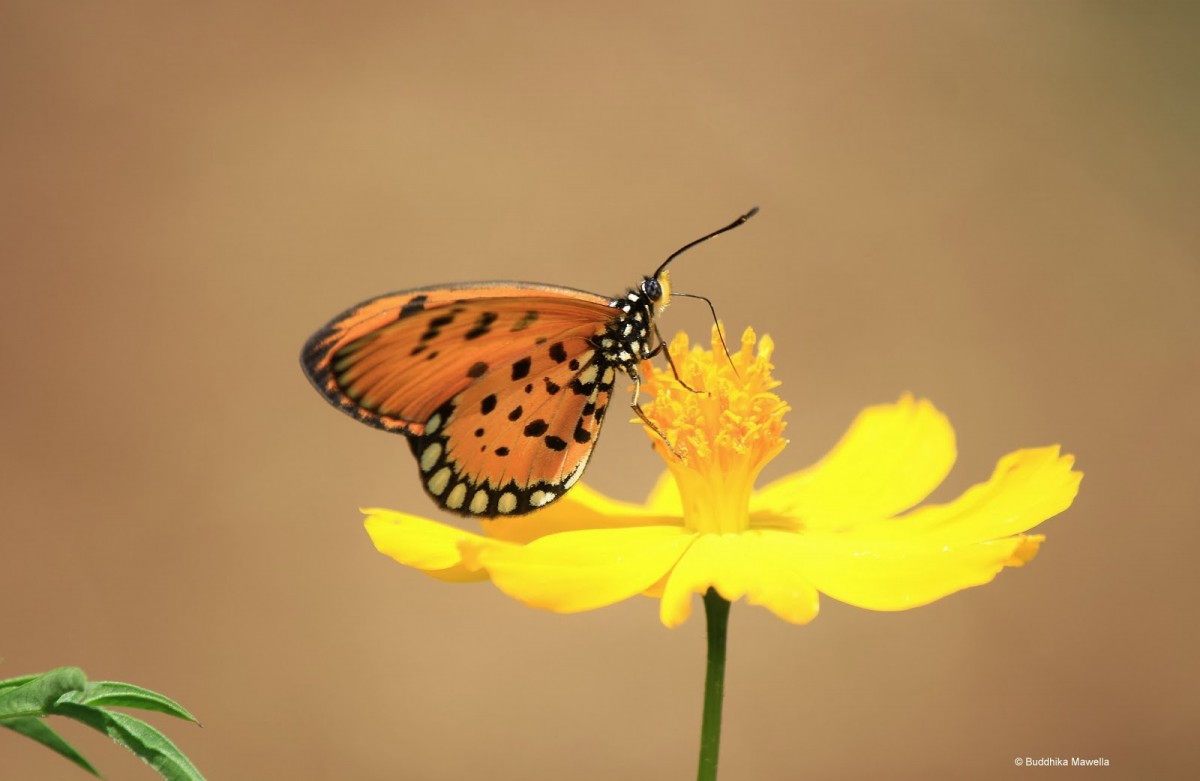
[642,277,662,301]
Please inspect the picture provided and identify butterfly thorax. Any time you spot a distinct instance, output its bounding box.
[595,277,663,371]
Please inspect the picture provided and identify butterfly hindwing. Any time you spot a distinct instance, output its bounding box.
[411,340,618,515]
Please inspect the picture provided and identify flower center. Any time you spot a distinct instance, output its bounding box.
[639,326,789,535]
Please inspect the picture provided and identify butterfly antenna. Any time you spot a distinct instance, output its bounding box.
[671,291,739,377]
[652,206,759,279]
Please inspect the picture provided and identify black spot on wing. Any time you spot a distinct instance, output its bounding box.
[467,361,488,378]
[511,311,538,331]
[512,357,532,381]
[420,314,455,342]
[544,435,567,451]
[399,294,429,319]
[481,394,497,415]
[465,311,499,340]
[573,419,592,444]
[549,342,568,363]
[523,419,549,437]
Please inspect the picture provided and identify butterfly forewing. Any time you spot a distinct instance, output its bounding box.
[302,283,616,435]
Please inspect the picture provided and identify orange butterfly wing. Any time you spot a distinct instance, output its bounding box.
[301,283,627,515]
[423,335,617,515]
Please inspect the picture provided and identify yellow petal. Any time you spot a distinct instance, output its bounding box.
[1007,535,1043,566]
[644,470,683,515]
[363,509,490,582]
[886,447,1081,543]
[781,530,1047,610]
[659,532,821,627]
[484,483,680,545]
[753,395,955,529]
[474,526,694,613]
[755,447,1078,611]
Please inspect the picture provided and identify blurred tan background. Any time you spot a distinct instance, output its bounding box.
[2,1,1197,779]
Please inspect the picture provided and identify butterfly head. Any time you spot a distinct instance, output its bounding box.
[642,270,672,316]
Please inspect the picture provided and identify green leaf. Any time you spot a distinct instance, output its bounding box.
[53,702,206,781]
[1,716,100,776]
[0,674,41,690]
[59,681,200,723]
[0,667,87,720]
[1,669,205,780]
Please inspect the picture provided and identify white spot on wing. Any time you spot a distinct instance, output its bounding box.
[427,467,452,496]
[420,442,442,472]
[529,490,555,507]
[445,483,467,509]
[498,492,518,514]
[469,490,490,514]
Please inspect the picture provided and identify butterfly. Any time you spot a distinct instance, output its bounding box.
[301,208,757,517]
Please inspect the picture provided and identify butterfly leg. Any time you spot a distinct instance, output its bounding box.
[628,367,683,458]
[648,324,702,394]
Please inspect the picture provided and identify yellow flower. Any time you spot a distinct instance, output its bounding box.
[365,327,1081,627]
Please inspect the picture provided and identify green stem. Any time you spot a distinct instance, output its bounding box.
[697,588,731,781]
